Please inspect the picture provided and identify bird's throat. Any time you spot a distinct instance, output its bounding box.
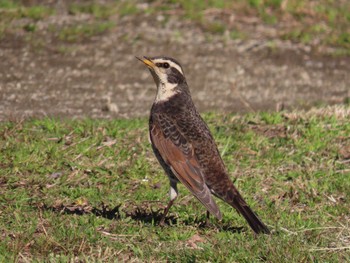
[155,82,179,103]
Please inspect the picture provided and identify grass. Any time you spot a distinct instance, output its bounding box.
[0,0,53,37]
[0,0,349,52]
[57,22,115,42]
[68,2,116,19]
[165,0,350,49]
[0,107,349,261]
[0,1,53,21]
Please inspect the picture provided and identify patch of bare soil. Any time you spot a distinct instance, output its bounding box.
[0,5,349,121]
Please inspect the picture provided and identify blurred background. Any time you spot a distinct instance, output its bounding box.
[0,0,349,121]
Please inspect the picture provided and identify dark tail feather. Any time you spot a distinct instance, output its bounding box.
[213,179,270,234]
[235,201,270,234]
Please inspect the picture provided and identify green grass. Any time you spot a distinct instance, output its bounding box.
[67,1,140,18]
[0,1,53,20]
[166,0,350,49]
[68,2,116,19]
[0,108,349,261]
[0,0,53,37]
[0,1,349,51]
[57,21,115,42]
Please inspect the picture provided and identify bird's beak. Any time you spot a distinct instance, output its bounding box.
[136,56,156,69]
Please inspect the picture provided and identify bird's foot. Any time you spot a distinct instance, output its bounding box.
[159,216,166,226]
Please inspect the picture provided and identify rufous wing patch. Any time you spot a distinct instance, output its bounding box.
[150,121,222,220]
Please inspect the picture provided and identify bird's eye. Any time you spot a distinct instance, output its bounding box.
[156,62,170,69]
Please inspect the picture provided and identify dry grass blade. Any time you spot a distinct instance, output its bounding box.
[309,246,350,252]
[97,229,139,241]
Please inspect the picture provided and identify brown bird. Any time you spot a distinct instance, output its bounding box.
[138,56,270,234]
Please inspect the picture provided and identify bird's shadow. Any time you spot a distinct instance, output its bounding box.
[38,203,244,233]
[39,203,122,220]
[39,202,178,225]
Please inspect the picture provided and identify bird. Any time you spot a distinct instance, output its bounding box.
[137,56,270,234]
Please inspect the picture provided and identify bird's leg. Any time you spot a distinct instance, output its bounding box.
[159,180,178,226]
[159,199,174,226]
[205,210,210,226]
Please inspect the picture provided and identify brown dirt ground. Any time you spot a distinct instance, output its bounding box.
[0,4,349,121]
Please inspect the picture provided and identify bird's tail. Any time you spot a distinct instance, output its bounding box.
[233,197,270,234]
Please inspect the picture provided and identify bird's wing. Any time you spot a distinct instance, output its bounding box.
[150,117,222,220]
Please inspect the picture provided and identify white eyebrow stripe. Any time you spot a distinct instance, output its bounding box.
[153,58,184,75]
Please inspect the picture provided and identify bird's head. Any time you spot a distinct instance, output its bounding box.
[137,56,186,86]
[137,56,189,102]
